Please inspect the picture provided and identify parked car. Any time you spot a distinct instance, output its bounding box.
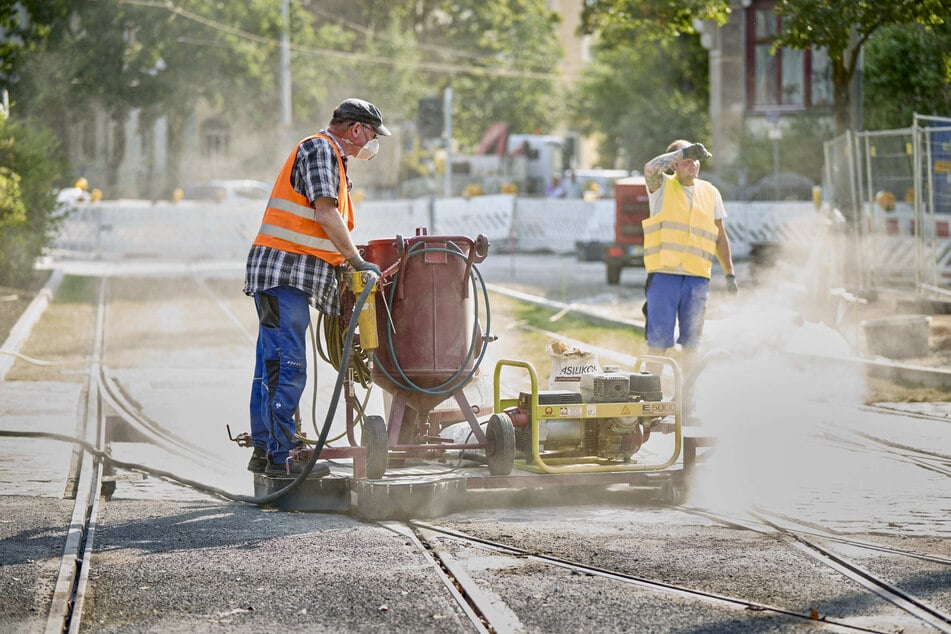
[183,179,271,203]
[571,168,632,200]
[746,172,815,201]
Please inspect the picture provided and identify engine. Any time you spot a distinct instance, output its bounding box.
[505,366,664,462]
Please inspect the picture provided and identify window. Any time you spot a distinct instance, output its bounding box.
[201,118,231,158]
[746,1,832,111]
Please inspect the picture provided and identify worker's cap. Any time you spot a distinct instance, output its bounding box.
[333,98,391,136]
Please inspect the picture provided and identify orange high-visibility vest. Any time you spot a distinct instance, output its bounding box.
[642,175,718,278]
[252,133,353,265]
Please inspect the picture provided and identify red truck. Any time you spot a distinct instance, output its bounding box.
[604,176,650,285]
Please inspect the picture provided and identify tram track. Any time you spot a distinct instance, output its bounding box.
[389,486,951,633]
[680,507,951,633]
[45,278,108,634]
[818,423,951,479]
[394,517,942,633]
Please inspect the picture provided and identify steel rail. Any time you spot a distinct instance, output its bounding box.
[45,277,108,634]
[683,507,951,566]
[381,522,491,634]
[679,506,951,633]
[819,426,951,478]
[860,403,951,426]
[751,511,951,634]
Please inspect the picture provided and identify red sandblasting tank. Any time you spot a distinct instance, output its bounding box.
[363,229,489,394]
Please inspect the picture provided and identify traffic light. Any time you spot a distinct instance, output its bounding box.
[417,97,443,140]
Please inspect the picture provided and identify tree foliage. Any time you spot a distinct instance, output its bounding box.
[308,0,563,148]
[862,21,951,130]
[771,0,951,133]
[7,0,563,191]
[570,31,709,171]
[579,0,730,43]
[0,115,68,286]
[435,1,563,146]
[581,0,951,136]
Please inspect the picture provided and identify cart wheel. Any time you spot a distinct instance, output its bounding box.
[361,415,388,480]
[486,413,515,476]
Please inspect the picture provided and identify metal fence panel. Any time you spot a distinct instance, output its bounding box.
[823,115,951,293]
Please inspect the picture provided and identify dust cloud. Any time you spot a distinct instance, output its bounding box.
[686,214,872,511]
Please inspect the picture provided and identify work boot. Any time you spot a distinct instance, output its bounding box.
[247,447,267,473]
[265,457,330,478]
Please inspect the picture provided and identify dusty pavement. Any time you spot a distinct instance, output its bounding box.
[0,255,950,633]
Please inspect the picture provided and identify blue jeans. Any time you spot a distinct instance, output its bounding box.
[249,286,311,464]
[645,273,709,349]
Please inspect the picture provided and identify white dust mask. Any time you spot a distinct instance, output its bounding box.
[355,138,379,161]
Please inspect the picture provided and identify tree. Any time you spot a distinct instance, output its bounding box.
[9,0,563,196]
[579,0,730,44]
[570,31,709,170]
[436,0,563,148]
[313,0,563,148]
[862,20,951,130]
[0,114,68,286]
[10,1,345,196]
[0,1,80,85]
[581,0,951,135]
[772,0,951,133]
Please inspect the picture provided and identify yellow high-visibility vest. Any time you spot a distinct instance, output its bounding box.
[642,175,718,278]
[252,133,353,265]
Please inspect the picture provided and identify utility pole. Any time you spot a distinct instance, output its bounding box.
[443,85,453,198]
[280,0,292,129]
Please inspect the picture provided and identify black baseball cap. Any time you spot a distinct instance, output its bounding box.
[332,98,391,136]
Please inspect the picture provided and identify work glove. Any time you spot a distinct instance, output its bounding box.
[346,254,381,278]
[726,273,739,294]
[682,143,712,161]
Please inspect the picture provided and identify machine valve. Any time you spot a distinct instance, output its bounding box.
[226,424,253,448]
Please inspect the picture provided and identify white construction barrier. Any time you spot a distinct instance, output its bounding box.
[54,196,918,270]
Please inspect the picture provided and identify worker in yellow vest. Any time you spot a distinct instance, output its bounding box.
[243,98,391,477]
[642,139,737,375]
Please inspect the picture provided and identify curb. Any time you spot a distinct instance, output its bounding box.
[0,269,64,381]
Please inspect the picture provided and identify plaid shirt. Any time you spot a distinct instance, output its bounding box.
[244,246,342,315]
[243,131,351,315]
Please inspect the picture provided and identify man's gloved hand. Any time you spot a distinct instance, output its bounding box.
[346,254,381,278]
[682,143,712,161]
[726,273,739,294]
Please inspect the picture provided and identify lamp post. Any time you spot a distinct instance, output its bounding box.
[443,86,453,198]
[280,0,292,133]
[767,112,782,199]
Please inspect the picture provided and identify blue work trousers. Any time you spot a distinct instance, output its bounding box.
[249,286,310,464]
[645,273,709,349]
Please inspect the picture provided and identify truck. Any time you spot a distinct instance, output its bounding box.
[505,133,567,195]
[450,125,571,196]
[604,175,650,285]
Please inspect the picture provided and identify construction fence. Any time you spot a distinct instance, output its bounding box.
[822,113,951,296]
[51,195,818,264]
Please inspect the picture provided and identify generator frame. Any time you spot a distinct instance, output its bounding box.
[486,355,684,476]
